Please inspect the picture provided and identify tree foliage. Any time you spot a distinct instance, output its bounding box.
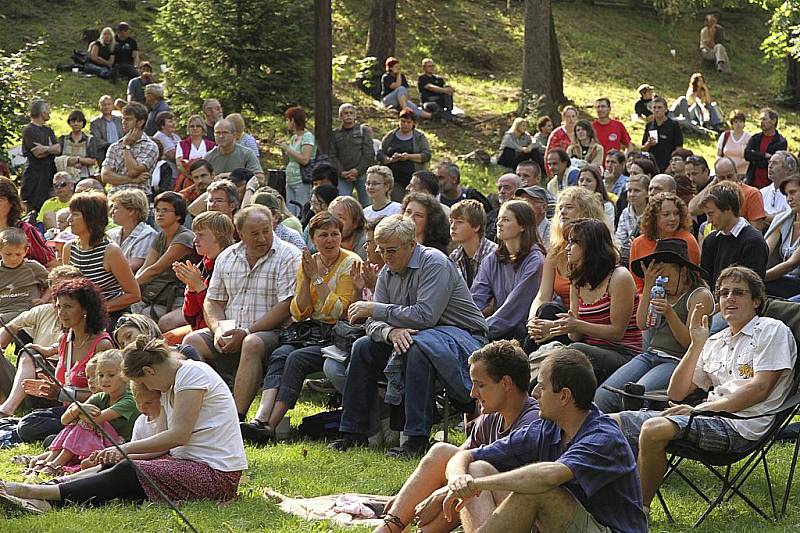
[761,1,800,61]
[153,0,314,117]
[0,40,41,165]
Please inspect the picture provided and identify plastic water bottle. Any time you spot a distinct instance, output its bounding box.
[647,276,669,328]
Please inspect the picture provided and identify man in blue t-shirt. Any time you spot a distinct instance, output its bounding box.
[442,348,647,533]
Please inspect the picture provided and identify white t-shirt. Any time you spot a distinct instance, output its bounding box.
[364,201,402,222]
[131,412,166,441]
[161,360,248,471]
[693,316,796,440]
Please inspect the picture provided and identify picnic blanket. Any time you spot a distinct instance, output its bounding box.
[263,488,391,528]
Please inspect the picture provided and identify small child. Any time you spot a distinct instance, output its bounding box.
[33,350,140,476]
[0,228,49,323]
[78,380,165,471]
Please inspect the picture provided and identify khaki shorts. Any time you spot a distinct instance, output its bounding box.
[195,328,279,388]
[564,500,611,533]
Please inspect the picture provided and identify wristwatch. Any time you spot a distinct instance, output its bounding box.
[312,276,324,286]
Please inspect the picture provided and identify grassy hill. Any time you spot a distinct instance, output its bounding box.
[3,2,800,532]
[2,0,797,190]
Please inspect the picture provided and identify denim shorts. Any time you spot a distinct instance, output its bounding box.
[618,409,758,455]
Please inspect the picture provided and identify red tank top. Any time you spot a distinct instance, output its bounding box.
[578,287,642,355]
[55,330,113,392]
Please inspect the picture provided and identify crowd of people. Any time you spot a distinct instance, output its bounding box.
[0,12,797,533]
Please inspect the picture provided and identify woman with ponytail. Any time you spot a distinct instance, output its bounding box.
[0,336,246,510]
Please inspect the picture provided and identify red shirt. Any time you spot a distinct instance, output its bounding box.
[592,119,632,155]
[754,135,773,188]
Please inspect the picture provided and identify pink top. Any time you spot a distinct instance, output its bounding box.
[545,126,572,174]
[55,331,113,391]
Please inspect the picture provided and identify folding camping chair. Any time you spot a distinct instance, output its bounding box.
[607,298,800,527]
[658,298,800,527]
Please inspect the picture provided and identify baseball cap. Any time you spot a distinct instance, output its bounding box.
[118,22,130,31]
[515,186,548,203]
[637,83,654,95]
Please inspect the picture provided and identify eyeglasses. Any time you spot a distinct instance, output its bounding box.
[375,245,404,256]
[716,288,750,299]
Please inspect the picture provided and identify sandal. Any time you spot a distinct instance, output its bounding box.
[387,436,429,459]
[239,420,275,444]
[381,513,406,532]
[36,464,64,478]
[10,455,35,466]
[0,491,46,515]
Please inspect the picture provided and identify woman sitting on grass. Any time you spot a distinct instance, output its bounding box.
[0,336,247,511]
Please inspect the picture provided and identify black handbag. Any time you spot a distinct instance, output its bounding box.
[278,320,333,347]
[332,321,366,353]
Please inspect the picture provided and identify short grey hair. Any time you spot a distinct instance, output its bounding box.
[338,103,356,116]
[774,150,798,174]
[145,83,164,99]
[374,214,416,244]
[498,173,522,187]
[29,98,49,119]
[366,165,394,189]
[437,161,461,183]
[207,179,240,207]
[233,204,272,232]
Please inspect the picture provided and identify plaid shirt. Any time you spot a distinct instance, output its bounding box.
[449,237,497,288]
[206,237,301,329]
[102,134,159,197]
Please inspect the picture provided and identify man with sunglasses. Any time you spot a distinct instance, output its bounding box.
[616,266,796,519]
[332,214,488,458]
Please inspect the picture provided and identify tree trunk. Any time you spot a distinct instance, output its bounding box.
[519,0,565,119]
[787,56,800,104]
[359,0,396,98]
[314,0,333,153]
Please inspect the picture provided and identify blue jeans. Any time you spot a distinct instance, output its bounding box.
[339,336,468,438]
[338,175,369,206]
[285,181,311,216]
[594,352,679,414]
[83,61,111,79]
[382,87,421,117]
[17,405,67,443]
[262,344,324,408]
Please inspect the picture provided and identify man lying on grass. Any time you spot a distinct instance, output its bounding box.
[374,340,539,533]
[442,348,646,533]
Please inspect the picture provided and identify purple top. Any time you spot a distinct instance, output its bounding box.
[463,397,539,449]
[470,248,544,339]
[472,405,647,533]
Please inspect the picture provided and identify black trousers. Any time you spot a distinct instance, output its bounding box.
[58,460,147,506]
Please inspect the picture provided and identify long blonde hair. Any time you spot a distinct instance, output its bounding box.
[549,186,605,261]
[96,27,117,52]
[507,117,526,135]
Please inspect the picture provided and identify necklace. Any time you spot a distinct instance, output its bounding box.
[318,253,338,276]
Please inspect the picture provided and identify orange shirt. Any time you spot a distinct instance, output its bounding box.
[553,266,571,308]
[740,183,766,223]
[629,231,701,293]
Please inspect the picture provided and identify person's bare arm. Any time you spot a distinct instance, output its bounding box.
[136,243,193,286]
[688,179,715,216]
[120,388,204,455]
[105,244,141,311]
[667,303,709,401]
[249,298,292,333]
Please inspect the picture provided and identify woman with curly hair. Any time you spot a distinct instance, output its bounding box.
[548,218,641,382]
[629,191,700,292]
[401,191,450,253]
[15,277,114,443]
[527,187,605,347]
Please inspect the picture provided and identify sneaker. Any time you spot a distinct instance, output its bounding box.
[328,434,368,451]
[239,420,274,444]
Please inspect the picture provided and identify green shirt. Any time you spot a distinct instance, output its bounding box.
[36,197,70,223]
[87,389,140,441]
[285,130,316,185]
[205,144,263,176]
